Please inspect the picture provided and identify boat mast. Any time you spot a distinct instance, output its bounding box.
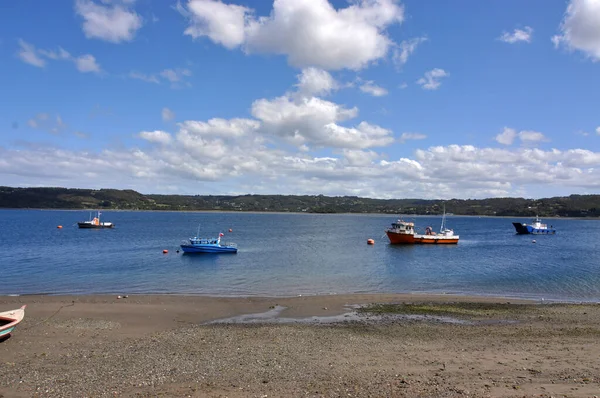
[440,204,446,233]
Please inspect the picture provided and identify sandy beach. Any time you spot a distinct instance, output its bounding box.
[1,294,600,397]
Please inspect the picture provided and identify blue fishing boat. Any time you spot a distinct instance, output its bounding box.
[512,216,556,235]
[180,229,238,254]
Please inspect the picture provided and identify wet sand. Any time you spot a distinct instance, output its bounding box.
[1,293,600,397]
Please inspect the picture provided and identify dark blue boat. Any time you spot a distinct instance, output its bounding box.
[180,231,237,253]
[512,216,556,235]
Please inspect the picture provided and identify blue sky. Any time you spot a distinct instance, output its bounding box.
[1,0,599,199]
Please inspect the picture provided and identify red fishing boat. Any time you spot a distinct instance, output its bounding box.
[385,210,459,245]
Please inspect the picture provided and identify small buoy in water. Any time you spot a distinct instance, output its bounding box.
[229,228,233,232]
[176,249,180,253]
[367,238,375,245]
[532,240,537,244]
[162,249,169,254]
[57,225,63,229]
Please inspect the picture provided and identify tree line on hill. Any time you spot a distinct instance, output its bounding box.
[0,186,599,217]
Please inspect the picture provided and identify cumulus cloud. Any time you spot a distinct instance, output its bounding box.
[552,0,600,61]
[75,0,143,43]
[596,126,600,135]
[180,0,404,70]
[3,142,600,199]
[162,108,175,122]
[75,54,101,73]
[495,127,517,145]
[393,37,427,67]
[182,0,250,49]
[495,127,548,146]
[498,27,533,44]
[359,81,388,96]
[416,68,448,90]
[16,39,102,73]
[139,130,172,145]
[295,68,338,97]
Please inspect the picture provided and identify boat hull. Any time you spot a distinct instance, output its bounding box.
[180,244,237,253]
[0,305,26,337]
[386,231,416,244]
[386,231,459,245]
[512,223,556,235]
[78,222,114,229]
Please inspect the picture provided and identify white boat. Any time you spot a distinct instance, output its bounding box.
[78,211,114,229]
[0,305,26,338]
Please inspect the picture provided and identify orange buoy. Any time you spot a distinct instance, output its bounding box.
[162,249,169,254]
[229,228,233,232]
[367,239,375,245]
[57,225,63,229]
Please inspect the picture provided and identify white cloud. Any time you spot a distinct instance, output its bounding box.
[4,142,600,199]
[39,47,71,60]
[75,54,101,73]
[518,130,547,144]
[16,39,46,67]
[183,0,250,49]
[181,0,404,70]
[75,0,143,43]
[129,72,160,84]
[178,118,260,139]
[160,68,192,83]
[27,113,66,134]
[162,108,175,122]
[129,68,192,87]
[552,0,600,61]
[359,81,388,97]
[16,40,101,73]
[496,127,548,145]
[393,37,427,67]
[398,82,408,89]
[295,68,337,97]
[596,126,600,135]
[498,27,533,44]
[139,130,173,145]
[399,132,427,143]
[495,127,517,145]
[416,68,448,90]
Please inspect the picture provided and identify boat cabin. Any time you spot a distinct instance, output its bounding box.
[389,220,415,234]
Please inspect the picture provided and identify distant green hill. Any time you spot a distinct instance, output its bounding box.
[0,186,599,217]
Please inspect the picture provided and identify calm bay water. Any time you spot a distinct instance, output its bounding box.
[1,209,600,302]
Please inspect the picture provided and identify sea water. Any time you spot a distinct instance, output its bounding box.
[1,209,599,302]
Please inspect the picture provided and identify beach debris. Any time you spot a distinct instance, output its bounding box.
[117,296,122,299]
[323,307,328,310]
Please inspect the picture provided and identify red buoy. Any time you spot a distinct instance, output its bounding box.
[57,225,63,229]
[162,249,168,254]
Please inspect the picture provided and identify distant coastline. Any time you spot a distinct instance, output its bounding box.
[1,186,599,218]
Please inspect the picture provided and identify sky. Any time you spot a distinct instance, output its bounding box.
[1,0,600,199]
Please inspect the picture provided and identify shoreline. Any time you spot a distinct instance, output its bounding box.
[2,207,599,220]
[3,293,600,397]
[3,291,598,304]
